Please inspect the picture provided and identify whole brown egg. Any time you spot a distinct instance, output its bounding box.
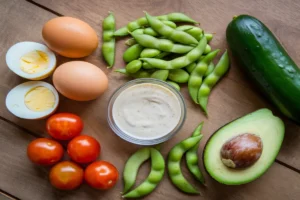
[42,17,98,58]
[53,61,108,101]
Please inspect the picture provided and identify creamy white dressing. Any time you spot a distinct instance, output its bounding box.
[112,83,181,140]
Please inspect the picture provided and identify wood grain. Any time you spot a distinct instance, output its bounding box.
[29,0,300,170]
[0,0,300,199]
[1,118,300,200]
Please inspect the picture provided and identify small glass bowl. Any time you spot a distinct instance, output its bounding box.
[107,78,186,145]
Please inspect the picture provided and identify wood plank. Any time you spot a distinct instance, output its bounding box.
[1,118,300,200]
[0,192,17,200]
[26,0,300,170]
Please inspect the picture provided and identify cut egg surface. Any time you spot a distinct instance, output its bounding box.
[6,42,56,80]
[6,81,59,119]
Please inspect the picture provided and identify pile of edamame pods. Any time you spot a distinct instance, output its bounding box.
[121,123,205,198]
[102,11,230,114]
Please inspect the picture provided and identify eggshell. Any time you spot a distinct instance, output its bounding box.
[42,17,98,58]
[53,61,108,101]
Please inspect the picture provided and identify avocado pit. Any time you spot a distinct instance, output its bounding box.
[220,133,263,169]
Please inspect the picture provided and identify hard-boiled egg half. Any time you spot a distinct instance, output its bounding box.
[6,81,59,119]
[6,42,56,80]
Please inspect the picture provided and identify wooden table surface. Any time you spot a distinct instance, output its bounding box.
[1,0,300,199]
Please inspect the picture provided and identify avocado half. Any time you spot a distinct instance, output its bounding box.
[203,108,285,185]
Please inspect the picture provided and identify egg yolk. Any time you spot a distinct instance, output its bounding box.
[24,86,55,112]
[20,50,49,74]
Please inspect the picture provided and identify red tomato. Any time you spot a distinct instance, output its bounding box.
[84,161,119,190]
[27,138,63,165]
[46,113,83,140]
[49,161,84,190]
[67,135,100,164]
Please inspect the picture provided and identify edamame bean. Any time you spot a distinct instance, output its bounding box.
[125,38,137,46]
[188,49,219,104]
[185,63,196,74]
[145,12,198,45]
[150,70,169,81]
[102,12,116,68]
[144,27,158,37]
[167,136,202,194]
[204,44,212,54]
[140,36,207,70]
[140,48,161,58]
[131,33,193,54]
[114,12,198,36]
[205,33,214,43]
[125,60,142,73]
[168,69,190,83]
[123,44,144,63]
[204,62,215,77]
[123,148,165,198]
[161,20,177,29]
[123,148,151,193]
[166,81,180,91]
[198,51,230,114]
[186,123,205,184]
[115,68,152,78]
[132,28,144,35]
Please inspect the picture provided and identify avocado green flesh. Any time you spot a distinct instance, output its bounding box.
[204,109,284,185]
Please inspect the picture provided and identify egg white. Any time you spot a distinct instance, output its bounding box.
[6,81,59,119]
[6,41,56,80]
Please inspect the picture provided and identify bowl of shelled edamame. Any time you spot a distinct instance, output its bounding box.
[107,78,186,145]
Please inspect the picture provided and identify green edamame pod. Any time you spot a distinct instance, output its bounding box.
[204,44,212,54]
[102,12,116,68]
[144,27,158,37]
[140,48,161,58]
[198,51,230,114]
[168,69,190,83]
[123,148,165,198]
[175,25,195,31]
[132,28,144,35]
[160,20,177,29]
[150,70,169,81]
[131,33,193,54]
[167,136,202,194]
[157,12,198,24]
[143,20,177,37]
[115,68,152,78]
[140,36,207,70]
[185,63,196,74]
[176,26,203,41]
[142,52,171,69]
[125,60,142,74]
[188,49,219,104]
[125,38,137,46]
[142,62,154,70]
[123,148,151,193]
[145,12,198,45]
[205,33,214,43]
[186,123,205,184]
[114,12,198,37]
[204,62,215,77]
[166,81,180,91]
[123,44,144,63]
[155,52,171,59]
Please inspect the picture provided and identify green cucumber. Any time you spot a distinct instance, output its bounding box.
[226,15,300,124]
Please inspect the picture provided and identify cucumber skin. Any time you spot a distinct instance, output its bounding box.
[226,15,300,124]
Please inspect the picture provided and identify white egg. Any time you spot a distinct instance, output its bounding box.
[6,81,59,119]
[6,41,56,80]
